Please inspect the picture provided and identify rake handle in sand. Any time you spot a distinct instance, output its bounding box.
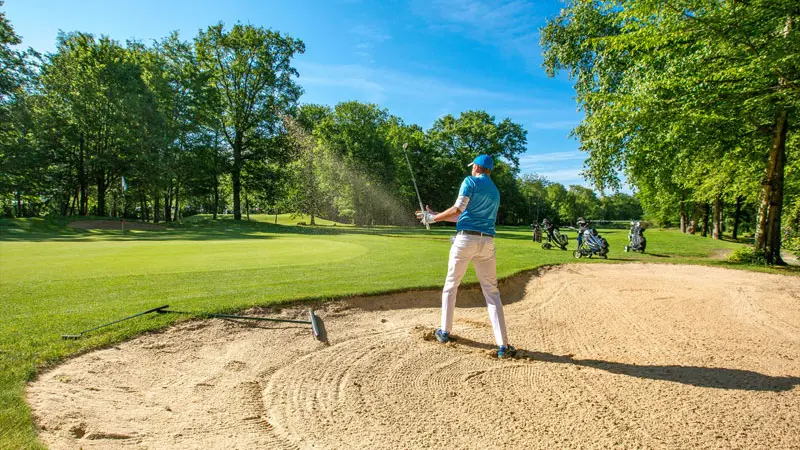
[158,309,324,340]
[62,305,170,339]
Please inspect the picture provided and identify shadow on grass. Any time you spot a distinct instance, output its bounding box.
[0,217,451,242]
[441,338,800,392]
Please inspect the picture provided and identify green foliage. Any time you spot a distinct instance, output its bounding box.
[783,225,800,258]
[1,9,643,234]
[195,22,305,220]
[541,0,800,263]
[0,2,32,100]
[728,246,767,265]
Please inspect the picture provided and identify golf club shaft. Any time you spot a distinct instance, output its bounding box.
[401,144,429,230]
[160,309,325,342]
[207,313,310,324]
[160,309,311,324]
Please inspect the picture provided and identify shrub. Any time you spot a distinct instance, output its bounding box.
[783,226,800,258]
[728,246,767,265]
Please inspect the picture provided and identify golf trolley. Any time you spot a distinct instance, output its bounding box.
[541,219,569,250]
[574,228,609,259]
[624,221,646,253]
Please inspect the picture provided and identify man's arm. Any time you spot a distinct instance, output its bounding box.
[432,204,462,223]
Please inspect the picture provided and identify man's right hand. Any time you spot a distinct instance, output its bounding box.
[415,210,436,225]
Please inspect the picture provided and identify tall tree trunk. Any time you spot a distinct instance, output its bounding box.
[732,196,742,240]
[60,192,70,216]
[755,18,791,265]
[755,109,788,264]
[154,191,160,223]
[232,133,242,221]
[213,174,219,220]
[701,203,710,237]
[764,109,788,265]
[174,184,180,221]
[164,188,172,223]
[310,211,315,226]
[679,200,687,233]
[712,196,722,239]
[244,190,250,221]
[15,191,22,217]
[69,189,78,216]
[96,174,107,217]
[79,134,88,216]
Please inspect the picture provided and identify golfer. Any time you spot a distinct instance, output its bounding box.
[417,154,516,359]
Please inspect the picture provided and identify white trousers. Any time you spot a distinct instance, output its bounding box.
[441,233,509,346]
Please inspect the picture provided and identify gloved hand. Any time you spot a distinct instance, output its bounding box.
[416,211,436,225]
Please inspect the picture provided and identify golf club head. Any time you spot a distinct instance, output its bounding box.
[62,334,82,340]
[402,142,408,150]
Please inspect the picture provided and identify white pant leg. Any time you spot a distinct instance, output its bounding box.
[441,234,477,333]
[472,236,509,346]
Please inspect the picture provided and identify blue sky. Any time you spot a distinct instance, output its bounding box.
[5,0,601,188]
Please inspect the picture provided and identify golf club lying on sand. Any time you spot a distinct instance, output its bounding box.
[157,308,327,342]
[62,305,170,339]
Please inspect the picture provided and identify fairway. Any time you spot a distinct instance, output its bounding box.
[1,236,368,281]
[27,264,800,449]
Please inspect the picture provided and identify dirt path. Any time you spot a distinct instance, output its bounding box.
[28,264,800,449]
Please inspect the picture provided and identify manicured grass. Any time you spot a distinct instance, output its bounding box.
[0,216,791,448]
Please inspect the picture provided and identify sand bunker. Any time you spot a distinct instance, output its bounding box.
[28,264,800,449]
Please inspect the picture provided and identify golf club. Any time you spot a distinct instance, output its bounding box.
[158,308,326,342]
[401,142,429,230]
[62,305,170,339]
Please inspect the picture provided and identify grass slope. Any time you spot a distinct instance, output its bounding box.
[0,216,786,448]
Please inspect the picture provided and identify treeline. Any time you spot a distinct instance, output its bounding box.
[541,1,799,264]
[0,7,642,227]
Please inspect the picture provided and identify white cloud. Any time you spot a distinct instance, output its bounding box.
[531,120,578,130]
[296,61,544,105]
[349,25,391,43]
[533,168,588,186]
[520,151,585,164]
[414,0,545,71]
[349,24,391,60]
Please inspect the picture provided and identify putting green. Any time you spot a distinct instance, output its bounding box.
[0,236,368,282]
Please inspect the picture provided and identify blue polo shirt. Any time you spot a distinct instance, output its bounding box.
[456,174,499,235]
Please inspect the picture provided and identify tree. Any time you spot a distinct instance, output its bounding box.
[195,22,304,220]
[0,2,30,103]
[314,101,396,225]
[542,1,800,263]
[428,110,527,170]
[39,33,157,216]
[426,110,528,220]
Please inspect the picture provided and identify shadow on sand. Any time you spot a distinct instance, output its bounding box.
[441,335,800,392]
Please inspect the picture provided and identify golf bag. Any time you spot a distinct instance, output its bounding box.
[541,219,568,250]
[575,217,590,248]
[532,223,542,243]
[574,228,609,259]
[625,222,646,253]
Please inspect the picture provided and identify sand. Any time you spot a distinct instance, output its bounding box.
[27,264,800,449]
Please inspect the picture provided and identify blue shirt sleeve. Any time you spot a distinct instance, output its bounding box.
[458,177,474,198]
